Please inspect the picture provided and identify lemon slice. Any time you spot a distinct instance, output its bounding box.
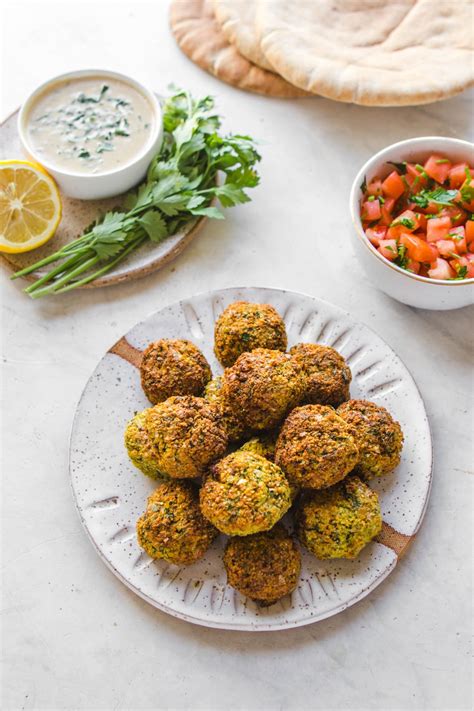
[0,160,62,254]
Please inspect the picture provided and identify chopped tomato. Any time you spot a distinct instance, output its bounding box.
[449,163,469,189]
[406,163,428,191]
[426,216,451,242]
[362,199,381,221]
[390,209,419,232]
[448,226,466,253]
[460,179,474,212]
[367,179,383,197]
[360,150,472,281]
[424,155,451,184]
[406,259,420,274]
[378,239,398,261]
[428,258,455,280]
[439,205,468,227]
[400,234,438,263]
[380,197,396,226]
[365,225,387,246]
[436,240,457,257]
[382,171,405,199]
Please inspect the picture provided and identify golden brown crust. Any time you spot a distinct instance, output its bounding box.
[199,450,291,536]
[337,399,404,478]
[224,523,301,604]
[290,342,351,407]
[124,409,164,479]
[275,404,359,489]
[214,301,287,367]
[204,375,247,442]
[296,476,382,559]
[145,396,228,478]
[137,480,217,565]
[221,348,304,431]
[140,339,211,405]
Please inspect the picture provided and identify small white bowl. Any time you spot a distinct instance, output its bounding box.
[349,136,474,310]
[18,69,163,200]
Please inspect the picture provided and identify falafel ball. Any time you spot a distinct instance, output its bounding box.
[199,450,291,536]
[124,409,164,479]
[275,404,359,489]
[136,480,217,565]
[221,348,305,431]
[296,476,382,559]
[290,343,351,407]
[204,375,247,443]
[337,399,404,478]
[240,434,300,500]
[140,339,211,404]
[224,524,301,605]
[214,301,287,367]
[145,396,228,478]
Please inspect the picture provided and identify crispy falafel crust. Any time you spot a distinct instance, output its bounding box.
[337,400,404,478]
[204,375,247,442]
[290,343,351,407]
[222,348,305,431]
[296,476,382,559]
[224,524,301,605]
[199,450,291,536]
[275,404,359,489]
[124,409,164,479]
[214,301,287,367]
[137,480,217,565]
[145,396,228,478]
[140,339,211,404]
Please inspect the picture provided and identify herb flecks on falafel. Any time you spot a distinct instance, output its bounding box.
[204,375,247,443]
[200,450,291,536]
[124,409,165,479]
[137,480,218,565]
[140,339,211,405]
[145,396,228,479]
[296,476,382,559]
[214,301,287,368]
[275,404,359,489]
[337,399,404,478]
[290,342,352,407]
[222,348,305,431]
[224,523,301,605]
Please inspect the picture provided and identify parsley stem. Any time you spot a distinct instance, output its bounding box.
[29,255,101,298]
[24,252,90,293]
[52,235,147,293]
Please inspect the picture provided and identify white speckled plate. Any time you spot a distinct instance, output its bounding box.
[70,287,432,630]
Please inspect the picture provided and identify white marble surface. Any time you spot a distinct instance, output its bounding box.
[1,2,472,709]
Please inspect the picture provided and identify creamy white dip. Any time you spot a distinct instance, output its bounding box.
[26,76,155,174]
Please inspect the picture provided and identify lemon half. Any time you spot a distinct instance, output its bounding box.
[0,160,62,254]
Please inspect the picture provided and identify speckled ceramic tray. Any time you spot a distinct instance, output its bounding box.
[70,287,432,630]
[0,110,207,288]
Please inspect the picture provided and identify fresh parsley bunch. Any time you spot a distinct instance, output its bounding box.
[13,89,261,297]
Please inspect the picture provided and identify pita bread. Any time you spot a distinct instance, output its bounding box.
[212,0,274,71]
[169,0,309,98]
[258,0,474,105]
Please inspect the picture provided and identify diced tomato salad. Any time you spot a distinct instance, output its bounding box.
[360,154,474,280]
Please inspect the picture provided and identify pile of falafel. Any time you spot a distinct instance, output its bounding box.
[125,301,404,607]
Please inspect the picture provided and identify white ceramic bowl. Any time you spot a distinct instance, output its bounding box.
[350,136,474,310]
[18,69,163,200]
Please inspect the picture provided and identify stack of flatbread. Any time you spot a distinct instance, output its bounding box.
[170,0,474,105]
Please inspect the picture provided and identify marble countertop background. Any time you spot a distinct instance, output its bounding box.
[1,1,472,709]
